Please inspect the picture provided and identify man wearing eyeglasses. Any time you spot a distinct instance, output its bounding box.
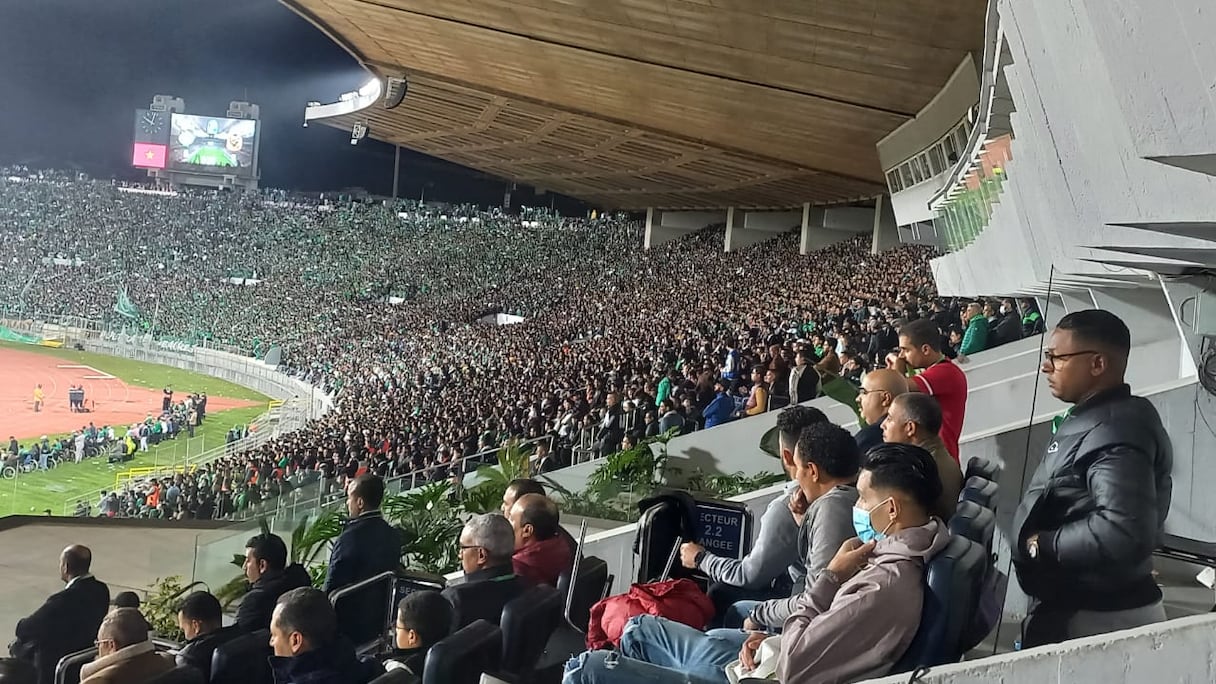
[442,513,527,630]
[1012,309,1172,647]
[854,369,906,455]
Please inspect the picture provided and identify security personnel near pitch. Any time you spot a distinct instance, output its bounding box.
[1012,309,1172,647]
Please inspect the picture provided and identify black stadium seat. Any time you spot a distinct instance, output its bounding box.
[422,620,502,684]
[148,665,206,684]
[959,476,999,511]
[892,534,987,672]
[210,629,272,684]
[369,669,417,684]
[949,500,996,553]
[557,555,610,634]
[55,646,97,684]
[964,457,1002,483]
[499,584,564,679]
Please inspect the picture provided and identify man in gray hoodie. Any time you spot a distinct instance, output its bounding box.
[678,406,830,625]
[563,443,949,684]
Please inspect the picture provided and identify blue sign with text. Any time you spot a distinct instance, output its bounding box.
[696,502,748,560]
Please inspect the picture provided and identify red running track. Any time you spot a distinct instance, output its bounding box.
[0,346,257,441]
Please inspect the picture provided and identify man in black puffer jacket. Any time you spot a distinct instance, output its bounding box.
[1012,309,1172,647]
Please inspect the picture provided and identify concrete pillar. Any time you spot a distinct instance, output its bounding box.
[870,195,901,255]
[799,203,812,255]
[644,209,724,249]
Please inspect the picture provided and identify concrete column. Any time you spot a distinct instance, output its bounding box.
[644,209,724,249]
[870,195,901,254]
[799,203,812,255]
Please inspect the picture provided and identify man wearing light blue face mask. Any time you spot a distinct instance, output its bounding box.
[562,443,950,684]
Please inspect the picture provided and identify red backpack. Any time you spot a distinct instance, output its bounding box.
[586,578,714,650]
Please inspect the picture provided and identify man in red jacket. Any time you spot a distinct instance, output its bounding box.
[508,494,573,586]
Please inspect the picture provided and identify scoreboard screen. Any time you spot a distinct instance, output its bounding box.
[169,113,257,174]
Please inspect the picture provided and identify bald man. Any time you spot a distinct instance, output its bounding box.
[79,608,173,684]
[854,369,907,455]
[508,494,574,586]
[13,546,109,684]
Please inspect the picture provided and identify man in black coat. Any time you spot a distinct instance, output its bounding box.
[235,533,312,632]
[11,545,110,684]
[324,475,401,646]
[175,591,242,680]
[1013,310,1173,647]
[442,513,530,629]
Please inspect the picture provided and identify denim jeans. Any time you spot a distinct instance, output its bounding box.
[722,600,761,630]
[563,615,746,684]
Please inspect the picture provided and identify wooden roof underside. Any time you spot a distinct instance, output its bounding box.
[286,0,985,209]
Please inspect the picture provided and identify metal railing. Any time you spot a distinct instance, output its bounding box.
[236,435,555,524]
[59,398,308,515]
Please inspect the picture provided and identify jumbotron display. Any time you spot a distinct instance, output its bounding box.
[169,114,257,172]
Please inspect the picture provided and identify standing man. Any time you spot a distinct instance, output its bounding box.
[325,474,401,645]
[11,545,110,684]
[1013,310,1172,647]
[894,319,968,463]
[161,388,172,414]
[32,385,43,413]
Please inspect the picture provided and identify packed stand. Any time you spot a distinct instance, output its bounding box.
[0,169,1020,521]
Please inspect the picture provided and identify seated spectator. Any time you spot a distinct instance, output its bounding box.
[741,422,859,632]
[883,393,963,521]
[500,478,577,555]
[508,493,574,586]
[80,608,174,684]
[11,545,109,684]
[175,591,242,680]
[384,590,454,677]
[562,443,949,684]
[702,380,734,429]
[854,368,905,454]
[657,399,685,435]
[679,406,828,626]
[111,592,141,610]
[236,533,312,632]
[737,366,769,417]
[0,659,37,684]
[989,298,1024,348]
[269,587,383,684]
[959,302,989,356]
[442,513,529,629]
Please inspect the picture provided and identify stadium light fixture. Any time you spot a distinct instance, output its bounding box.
[351,122,369,145]
[383,75,408,110]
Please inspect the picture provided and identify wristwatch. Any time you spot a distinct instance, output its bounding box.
[694,549,707,567]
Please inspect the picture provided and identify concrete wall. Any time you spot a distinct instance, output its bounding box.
[877,56,980,170]
[931,0,1216,296]
[861,614,1216,684]
[86,333,333,420]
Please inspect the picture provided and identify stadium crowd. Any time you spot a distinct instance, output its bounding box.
[0,169,1039,520]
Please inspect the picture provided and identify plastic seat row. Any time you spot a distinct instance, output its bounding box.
[892,457,1003,673]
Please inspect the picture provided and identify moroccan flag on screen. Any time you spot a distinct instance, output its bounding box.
[132,142,167,169]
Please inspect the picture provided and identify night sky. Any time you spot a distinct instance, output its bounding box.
[0,0,581,210]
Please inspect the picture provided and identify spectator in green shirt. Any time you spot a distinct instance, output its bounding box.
[959,302,989,356]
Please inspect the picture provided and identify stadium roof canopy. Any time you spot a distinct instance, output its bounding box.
[286,0,985,210]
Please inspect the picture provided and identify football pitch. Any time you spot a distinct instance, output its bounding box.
[0,341,270,516]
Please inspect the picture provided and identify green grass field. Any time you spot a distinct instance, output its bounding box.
[0,341,270,516]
